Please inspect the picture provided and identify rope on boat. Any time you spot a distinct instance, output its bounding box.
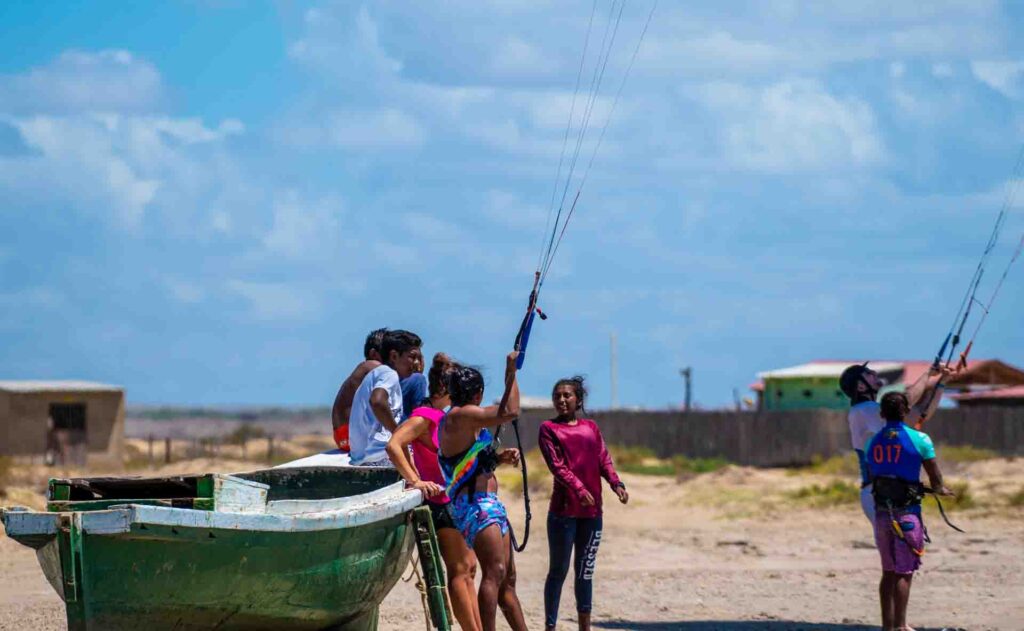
[402,548,433,631]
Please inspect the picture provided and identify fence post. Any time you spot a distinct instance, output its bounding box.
[267,435,275,464]
[164,437,172,465]
[148,434,154,467]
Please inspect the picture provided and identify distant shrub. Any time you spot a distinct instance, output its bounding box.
[608,445,729,477]
[671,455,729,474]
[798,453,861,477]
[608,445,657,468]
[1008,487,1024,507]
[939,480,975,511]
[786,481,860,507]
[939,445,999,465]
[225,423,268,445]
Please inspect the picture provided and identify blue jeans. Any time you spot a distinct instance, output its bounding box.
[544,512,603,627]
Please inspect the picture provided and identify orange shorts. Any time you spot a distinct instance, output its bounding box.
[333,424,350,452]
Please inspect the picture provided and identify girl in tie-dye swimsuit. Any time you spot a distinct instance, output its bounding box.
[439,353,528,631]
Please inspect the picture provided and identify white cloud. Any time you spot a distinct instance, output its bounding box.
[0,50,162,114]
[889,62,907,79]
[0,51,249,231]
[695,79,883,173]
[226,280,323,321]
[262,192,343,259]
[490,36,558,78]
[327,108,425,149]
[971,60,1024,98]
[932,62,954,78]
[165,278,204,304]
[640,30,794,76]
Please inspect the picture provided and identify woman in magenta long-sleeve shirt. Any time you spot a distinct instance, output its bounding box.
[538,376,628,631]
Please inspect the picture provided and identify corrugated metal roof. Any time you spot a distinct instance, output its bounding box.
[0,380,123,393]
[757,362,904,380]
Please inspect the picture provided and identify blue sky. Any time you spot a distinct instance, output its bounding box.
[2,1,1024,408]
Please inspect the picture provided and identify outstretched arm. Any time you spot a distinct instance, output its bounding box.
[386,416,443,498]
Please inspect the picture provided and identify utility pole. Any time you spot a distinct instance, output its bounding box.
[679,367,692,412]
[610,332,619,409]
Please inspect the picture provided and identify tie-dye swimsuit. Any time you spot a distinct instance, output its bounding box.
[438,418,509,547]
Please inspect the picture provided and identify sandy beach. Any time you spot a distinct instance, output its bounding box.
[2,448,1022,631]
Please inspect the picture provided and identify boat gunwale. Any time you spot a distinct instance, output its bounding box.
[2,483,425,537]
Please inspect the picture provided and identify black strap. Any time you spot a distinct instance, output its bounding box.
[496,417,532,553]
[923,487,966,533]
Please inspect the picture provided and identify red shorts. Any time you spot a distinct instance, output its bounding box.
[333,424,350,452]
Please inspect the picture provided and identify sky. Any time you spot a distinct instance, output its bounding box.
[2,1,1024,409]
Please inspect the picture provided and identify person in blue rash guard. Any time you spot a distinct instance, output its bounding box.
[839,362,953,522]
[865,391,954,631]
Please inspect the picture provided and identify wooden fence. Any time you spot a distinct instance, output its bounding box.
[510,406,1024,467]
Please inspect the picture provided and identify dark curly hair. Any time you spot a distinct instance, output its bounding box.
[552,375,587,412]
[445,365,485,407]
[880,391,910,422]
[363,328,388,360]
[381,330,422,363]
[426,353,456,400]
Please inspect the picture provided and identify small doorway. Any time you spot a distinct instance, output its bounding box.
[47,403,87,466]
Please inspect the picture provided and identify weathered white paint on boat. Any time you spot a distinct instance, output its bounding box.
[2,483,424,539]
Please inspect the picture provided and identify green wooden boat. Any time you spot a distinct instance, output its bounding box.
[1,463,451,631]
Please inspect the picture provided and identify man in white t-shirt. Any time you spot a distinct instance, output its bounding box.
[839,361,952,521]
[348,330,423,466]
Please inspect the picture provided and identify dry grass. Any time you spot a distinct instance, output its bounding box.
[608,445,729,477]
[1008,486,1024,507]
[784,480,860,507]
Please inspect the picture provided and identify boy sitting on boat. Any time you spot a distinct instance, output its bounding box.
[332,328,388,452]
[348,330,424,466]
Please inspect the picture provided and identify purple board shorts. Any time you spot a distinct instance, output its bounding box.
[873,511,925,574]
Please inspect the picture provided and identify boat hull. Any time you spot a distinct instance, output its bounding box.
[31,510,411,631]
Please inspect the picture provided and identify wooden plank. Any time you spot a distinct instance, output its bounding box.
[47,499,199,512]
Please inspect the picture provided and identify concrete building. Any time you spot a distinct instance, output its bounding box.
[752,359,1024,411]
[0,381,124,465]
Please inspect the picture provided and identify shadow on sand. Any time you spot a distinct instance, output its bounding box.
[594,622,955,631]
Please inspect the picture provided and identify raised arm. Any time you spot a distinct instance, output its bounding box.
[451,352,520,431]
[909,365,957,422]
[386,416,443,497]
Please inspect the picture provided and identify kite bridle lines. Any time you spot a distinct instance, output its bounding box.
[919,143,1024,426]
[499,1,657,553]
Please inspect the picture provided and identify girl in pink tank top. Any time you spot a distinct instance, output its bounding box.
[408,405,448,505]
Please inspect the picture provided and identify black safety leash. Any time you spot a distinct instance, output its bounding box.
[923,486,966,533]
